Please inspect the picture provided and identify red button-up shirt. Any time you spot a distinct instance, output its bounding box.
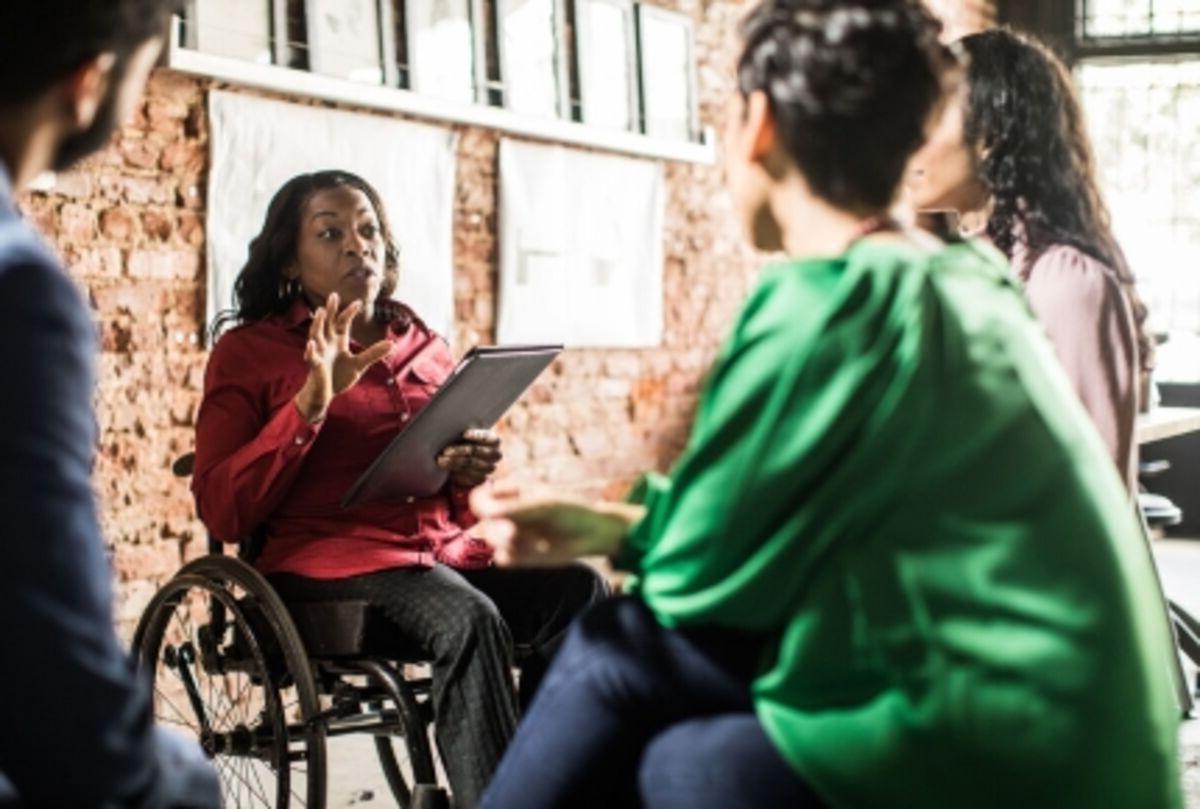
[192,298,494,579]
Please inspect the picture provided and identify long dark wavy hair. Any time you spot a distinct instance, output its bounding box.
[212,170,402,339]
[960,28,1153,373]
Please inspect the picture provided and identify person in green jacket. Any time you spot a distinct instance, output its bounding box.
[475,1,1182,807]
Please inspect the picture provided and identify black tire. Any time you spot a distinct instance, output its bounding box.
[133,556,327,808]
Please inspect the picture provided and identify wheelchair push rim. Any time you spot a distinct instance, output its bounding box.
[133,559,327,808]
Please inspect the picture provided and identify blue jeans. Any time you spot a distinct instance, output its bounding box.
[480,597,822,809]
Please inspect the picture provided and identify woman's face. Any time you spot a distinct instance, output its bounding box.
[722,91,784,253]
[287,186,386,311]
[904,89,987,214]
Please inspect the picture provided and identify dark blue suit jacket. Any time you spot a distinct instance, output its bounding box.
[0,165,160,807]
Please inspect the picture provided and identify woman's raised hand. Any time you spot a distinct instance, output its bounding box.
[294,292,393,422]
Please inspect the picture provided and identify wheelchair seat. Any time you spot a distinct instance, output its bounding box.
[285,599,430,661]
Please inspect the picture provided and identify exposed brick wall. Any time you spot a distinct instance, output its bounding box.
[17,0,993,633]
[16,1,758,632]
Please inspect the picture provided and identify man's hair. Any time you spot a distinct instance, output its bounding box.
[0,1,184,106]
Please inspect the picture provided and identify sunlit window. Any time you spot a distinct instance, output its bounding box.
[1079,0,1200,39]
[1078,59,1200,336]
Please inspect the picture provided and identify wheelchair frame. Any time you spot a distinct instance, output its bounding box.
[131,455,450,809]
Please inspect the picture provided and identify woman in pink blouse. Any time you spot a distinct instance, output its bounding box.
[906,29,1152,492]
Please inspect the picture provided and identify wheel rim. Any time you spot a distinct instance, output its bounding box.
[138,574,317,808]
[375,734,416,807]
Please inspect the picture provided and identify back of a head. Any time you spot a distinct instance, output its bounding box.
[0,1,183,108]
[737,0,949,212]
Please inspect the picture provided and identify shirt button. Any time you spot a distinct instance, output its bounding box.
[405,496,415,504]
[400,413,410,422]
[293,435,305,445]
[385,377,396,387]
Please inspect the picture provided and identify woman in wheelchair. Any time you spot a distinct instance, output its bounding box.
[191,169,607,808]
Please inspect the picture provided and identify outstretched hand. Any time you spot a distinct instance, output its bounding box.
[469,484,645,567]
[294,292,392,422]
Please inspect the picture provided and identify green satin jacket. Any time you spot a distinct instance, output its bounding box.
[622,239,1180,808]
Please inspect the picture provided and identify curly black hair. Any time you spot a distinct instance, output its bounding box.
[736,0,950,212]
[212,170,402,339]
[960,28,1153,373]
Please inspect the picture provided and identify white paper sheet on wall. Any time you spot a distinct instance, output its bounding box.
[497,140,664,347]
[206,90,459,340]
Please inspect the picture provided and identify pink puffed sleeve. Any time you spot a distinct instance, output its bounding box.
[1021,245,1139,492]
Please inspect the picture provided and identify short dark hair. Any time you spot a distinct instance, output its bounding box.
[0,1,183,106]
[737,0,949,212]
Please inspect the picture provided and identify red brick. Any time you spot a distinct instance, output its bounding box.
[141,210,174,242]
[177,175,204,209]
[52,171,94,199]
[67,246,123,279]
[99,207,139,242]
[127,249,201,281]
[176,210,205,247]
[60,203,97,242]
[159,140,205,172]
[120,138,159,170]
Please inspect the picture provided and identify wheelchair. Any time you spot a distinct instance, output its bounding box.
[132,453,451,809]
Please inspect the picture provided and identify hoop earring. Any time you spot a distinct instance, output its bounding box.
[280,277,302,301]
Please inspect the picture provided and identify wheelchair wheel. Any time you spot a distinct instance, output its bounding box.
[133,556,327,808]
[376,735,417,806]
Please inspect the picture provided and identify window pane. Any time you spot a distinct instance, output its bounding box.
[308,0,384,84]
[1152,0,1200,35]
[500,0,563,118]
[1081,0,1200,38]
[408,0,476,103]
[639,13,693,141]
[579,0,635,130]
[1077,59,1200,338]
[192,0,274,63]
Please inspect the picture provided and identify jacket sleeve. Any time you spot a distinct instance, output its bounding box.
[0,262,161,806]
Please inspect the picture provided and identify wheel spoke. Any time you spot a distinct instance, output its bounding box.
[226,755,271,807]
[154,686,200,733]
[246,753,272,807]
[142,574,325,808]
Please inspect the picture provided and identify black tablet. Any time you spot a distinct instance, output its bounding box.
[341,344,562,507]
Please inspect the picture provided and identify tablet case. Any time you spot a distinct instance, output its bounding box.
[341,344,562,507]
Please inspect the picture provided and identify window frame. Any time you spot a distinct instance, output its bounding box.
[166,1,715,163]
[633,4,700,143]
[403,0,488,103]
[1074,0,1200,60]
[572,0,640,132]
